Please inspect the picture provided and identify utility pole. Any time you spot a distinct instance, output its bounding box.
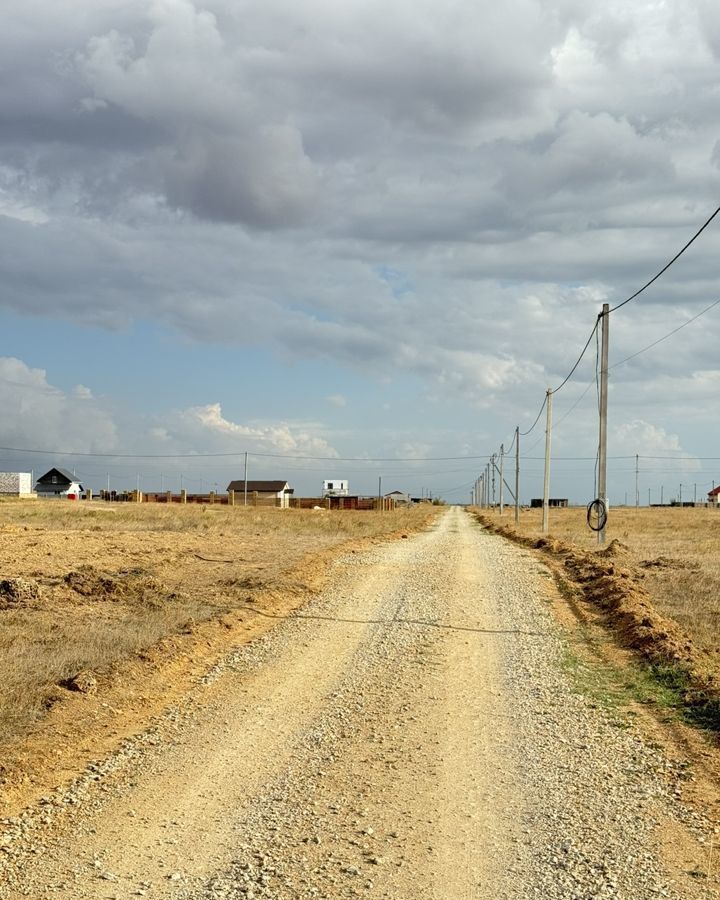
[499,445,505,515]
[635,454,639,508]
[598,304,610,544]
[660,484,664,505]
[244,450,248,506]
[694,483,697,504]
[491,454,496,508]
[106,472,110,493]
[136,473,140,493]
[515,427,520,525]
[679,484,683,505]
[648,488,651,506]
[378,475,382,510]
[160,472,164,493]
[542,388,553,534]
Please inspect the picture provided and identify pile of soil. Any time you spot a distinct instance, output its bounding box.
[474,513,720,724]
[63,566,171,606]
[0,577,43,610]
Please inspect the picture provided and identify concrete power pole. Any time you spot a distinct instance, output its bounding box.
[244,451,249,506]
[542,389,553,534]
[499,444,504,515]
[598,304,610,544]
[635,454,639,508]
[515,427,520,525]
[491,455,496,508]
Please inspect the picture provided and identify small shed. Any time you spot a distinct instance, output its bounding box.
[0,472,33,496]
[385,490,411,505]
[530,498,568,508]
[226,480,293,508]
[36,467,83,499]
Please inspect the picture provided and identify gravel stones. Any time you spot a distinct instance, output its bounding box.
[0,508,717,899]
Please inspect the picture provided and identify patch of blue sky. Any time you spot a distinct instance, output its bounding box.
[376,265,415,298]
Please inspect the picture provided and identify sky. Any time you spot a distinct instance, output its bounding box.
[2,0,720,504]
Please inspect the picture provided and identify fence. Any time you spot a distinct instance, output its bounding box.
[89,490,395,510]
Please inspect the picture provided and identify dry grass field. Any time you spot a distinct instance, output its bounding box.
[483,505,720,658]
[0,499,437,751]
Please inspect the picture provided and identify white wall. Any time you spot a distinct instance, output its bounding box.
[0,472,32,495]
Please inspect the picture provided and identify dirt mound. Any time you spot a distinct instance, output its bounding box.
[639,556,700,572]
[59,671,98,694]
[596,538,630,559]
[473,512,719,722]
[0,577,43,609]
[64,566,170,605]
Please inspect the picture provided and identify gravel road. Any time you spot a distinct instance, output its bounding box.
[1,507,716,899]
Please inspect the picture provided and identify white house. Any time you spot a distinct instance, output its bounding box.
[0,472,33,496]
[323,479,349,497]
[36,467,84,499]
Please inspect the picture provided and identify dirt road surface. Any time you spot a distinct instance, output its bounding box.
[1,508,716,899]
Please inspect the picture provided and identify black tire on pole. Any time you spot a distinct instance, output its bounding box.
[587,498,608,532]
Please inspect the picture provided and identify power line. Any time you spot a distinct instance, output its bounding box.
[519,394,547,436]
[609,297,720,370]
[608,204,720,313]
[551,316,601,395]
[0,444,510,463]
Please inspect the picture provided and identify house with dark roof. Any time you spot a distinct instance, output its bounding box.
[708,486,720,506]
[36,467,84,499]
[226,480,293,508]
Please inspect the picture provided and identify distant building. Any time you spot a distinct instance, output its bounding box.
[36,468,83,499]
[0,472,33,496]
[226,480,293,508]
[323,479,349,497]
[530,498,568,508]
[385,490,411,504]
[708,486,720,506]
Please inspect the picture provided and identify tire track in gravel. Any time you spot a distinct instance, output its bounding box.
[1,508,717,899]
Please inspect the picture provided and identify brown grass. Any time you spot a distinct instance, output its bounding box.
[481,505,720,657]
[0,499,436,749]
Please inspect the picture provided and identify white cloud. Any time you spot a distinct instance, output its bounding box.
[326,394,346,407]
[612,419,699,473]
[170,402,339,457]
[0,357,117,453]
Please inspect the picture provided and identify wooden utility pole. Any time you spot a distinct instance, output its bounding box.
[243,451,249,506]
[542,388,552,534]
[499,445,504,515]
[598,304,610,544]
[514,427,520,524]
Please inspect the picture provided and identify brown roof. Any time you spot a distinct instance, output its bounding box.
[226,480,291,493]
